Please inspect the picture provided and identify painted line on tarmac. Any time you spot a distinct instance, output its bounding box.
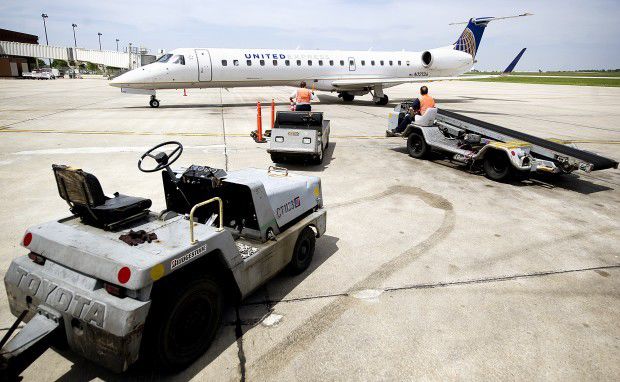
[2,128,619,145]
[0,96,118,131]
[0,128,390,140]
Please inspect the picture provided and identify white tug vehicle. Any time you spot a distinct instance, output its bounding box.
[1,142,326,378]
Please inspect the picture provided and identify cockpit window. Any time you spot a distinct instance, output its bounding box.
[171,55,185,65]
[156,53,172,63]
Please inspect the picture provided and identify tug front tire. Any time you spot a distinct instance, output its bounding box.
[288,227,316,275]
[142,276,222,371]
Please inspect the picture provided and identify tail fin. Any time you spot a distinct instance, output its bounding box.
[451,13,533,58]
[453,18,493,58]
[502,48,527,74]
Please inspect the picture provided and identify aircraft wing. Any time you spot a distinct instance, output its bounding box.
[331,48,526,90]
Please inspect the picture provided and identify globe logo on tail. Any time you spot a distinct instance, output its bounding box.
[455,28,477,57]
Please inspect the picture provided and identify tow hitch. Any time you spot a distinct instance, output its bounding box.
[0,306,62,381]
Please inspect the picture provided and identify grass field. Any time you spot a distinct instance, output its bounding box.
[466,71,620,87]
[468,71,620,77]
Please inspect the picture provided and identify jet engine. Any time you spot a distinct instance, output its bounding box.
[420,48,473,74]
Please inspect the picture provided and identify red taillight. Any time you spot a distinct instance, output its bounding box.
[117,267,131,284]
[511,150,516,156]
[28,252,46,265]
[23,232,32,246]
[104,283,126,298]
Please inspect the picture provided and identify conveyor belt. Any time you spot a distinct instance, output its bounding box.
[438,109,619,171]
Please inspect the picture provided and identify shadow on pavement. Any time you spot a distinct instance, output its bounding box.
[53,235,340,382]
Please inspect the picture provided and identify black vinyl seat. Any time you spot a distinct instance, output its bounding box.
[52,164,152,230]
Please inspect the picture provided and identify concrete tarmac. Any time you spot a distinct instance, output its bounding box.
[0,79,618,381]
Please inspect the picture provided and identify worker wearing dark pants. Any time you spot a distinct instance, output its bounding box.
[389,99,421,135]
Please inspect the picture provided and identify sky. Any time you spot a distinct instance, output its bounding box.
[1,0,619,71]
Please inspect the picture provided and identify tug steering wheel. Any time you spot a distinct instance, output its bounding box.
[138,141,183,173]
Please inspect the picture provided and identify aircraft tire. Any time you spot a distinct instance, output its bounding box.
[341,93,355,102]
[374,95,389,105]
[150,99,160,108]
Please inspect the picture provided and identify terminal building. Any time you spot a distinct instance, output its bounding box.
[0,28,39,77]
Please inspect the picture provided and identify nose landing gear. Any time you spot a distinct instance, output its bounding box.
[149,95,160,108]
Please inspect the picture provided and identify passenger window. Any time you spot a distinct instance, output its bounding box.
[340,60,345,66]
[389,60,393,66]
[398,60,402,66]
[361,60,366,66]
[329,60,334,66]
[406,61,410,66]
[221,60,228,66]
[380,60,384,66]
[297,60,302,66]
[285,60,290,66]
[318,60,323,66]
[273,60,278,66]
[308,60,313,66]
[349,60,354,66]
[233,60,239,66]
[371,60,375,66]
[172,55,185,65]
[260,60,265,66]
[246,60,252,66]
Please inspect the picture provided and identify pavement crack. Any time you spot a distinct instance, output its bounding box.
[234,306,247,382]
[219,88,229,171]
[383,264,620,293]
[241,265,620,308]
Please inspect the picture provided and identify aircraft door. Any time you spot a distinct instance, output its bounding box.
[196,49,212,81]
[348,57,356,71]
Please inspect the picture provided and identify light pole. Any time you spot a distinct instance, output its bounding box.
[41,14,49,45]
[72,24,77,47]
[115,38,119,51]
[97,32,102,50]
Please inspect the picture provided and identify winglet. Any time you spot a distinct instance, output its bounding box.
[502,48,527,75]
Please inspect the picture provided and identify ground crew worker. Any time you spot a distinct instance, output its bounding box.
[419,85,436,115]
[290,81,315,111]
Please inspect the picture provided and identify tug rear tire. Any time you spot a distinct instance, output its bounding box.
[270,153,283,163]
[288,227,316,275]
[407,132,428,159]
[141,276,222,371]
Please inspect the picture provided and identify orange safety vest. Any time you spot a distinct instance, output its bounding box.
[419,94,436,115]
[296,88,312,104]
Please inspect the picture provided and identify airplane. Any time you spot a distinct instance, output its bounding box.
[109,13,532,108]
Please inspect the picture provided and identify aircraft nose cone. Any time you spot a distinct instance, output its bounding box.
[109,72,128,87]
[109,68,146,88]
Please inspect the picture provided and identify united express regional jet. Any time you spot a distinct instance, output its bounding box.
[110,14,531,108]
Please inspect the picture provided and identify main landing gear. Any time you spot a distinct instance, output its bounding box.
[339,92,355,102]
[372,85,389,105]
[149,95,160,108]
[374,95,389,105]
